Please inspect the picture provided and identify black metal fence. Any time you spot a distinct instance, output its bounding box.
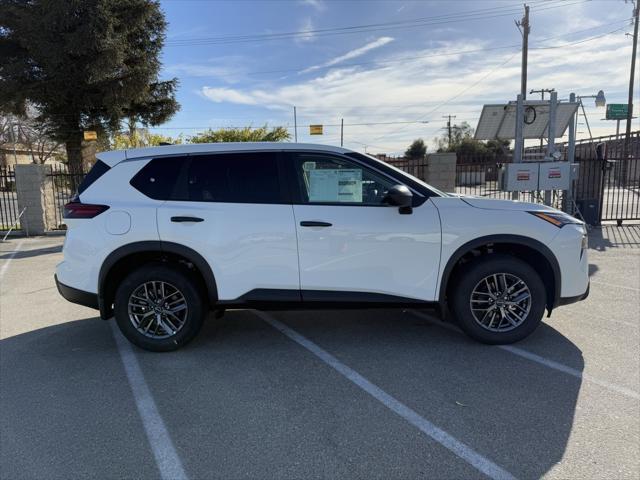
[47,164,86,230]
[525,131,640,161]
[454,162,565,209]
[384,157,429,180]
[455,162,509,199]
[0,165,21,232]
[600,157,640,222]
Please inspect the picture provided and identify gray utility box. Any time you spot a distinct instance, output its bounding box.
[500,161,575,191]
[538,162,572,190]
[500,163,539,191]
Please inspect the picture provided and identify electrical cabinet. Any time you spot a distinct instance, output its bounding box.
[500,161,577,191]
[538,162,572,190]
[500,163,539,191]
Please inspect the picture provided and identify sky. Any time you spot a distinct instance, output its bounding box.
[156,0,639,155]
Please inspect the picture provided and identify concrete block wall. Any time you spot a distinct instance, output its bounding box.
[14,164,56,235]
[425,153,457,193]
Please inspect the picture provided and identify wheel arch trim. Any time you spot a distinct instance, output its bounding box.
[438,234,561,310]
[98,241,218,319]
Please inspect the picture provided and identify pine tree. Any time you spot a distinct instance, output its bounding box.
[0,0,179,172]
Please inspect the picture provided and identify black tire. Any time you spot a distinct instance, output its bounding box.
[450,254,546,344]
[114,263,205,352]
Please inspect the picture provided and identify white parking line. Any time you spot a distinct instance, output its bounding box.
[256,311,517,480]
[110,322,189,480]
[499,345,640,400]
[409,310,640,401]
[0,240,25,281]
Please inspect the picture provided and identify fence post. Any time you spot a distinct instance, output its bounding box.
[14,164,56,235]
[425,153,457,193]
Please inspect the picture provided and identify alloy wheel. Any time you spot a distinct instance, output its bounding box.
[127,281,188,339]
[469,273,532,332]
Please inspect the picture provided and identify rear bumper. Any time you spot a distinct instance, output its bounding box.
[558,281,590,307]
[55,274,99,310]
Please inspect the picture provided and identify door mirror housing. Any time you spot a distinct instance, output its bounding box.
[384,185,413,214]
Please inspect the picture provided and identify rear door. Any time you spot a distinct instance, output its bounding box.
[138,151,300,301]
[286,152,442,302]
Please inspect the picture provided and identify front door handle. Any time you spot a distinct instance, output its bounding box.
[171,216,204,223]
[300,221,332,227]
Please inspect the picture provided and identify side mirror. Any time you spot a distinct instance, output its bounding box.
[384,185,413,214]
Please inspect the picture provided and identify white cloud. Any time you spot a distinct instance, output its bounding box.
[302,37,394,73]
[198,31,634,154]
[201,87,259,105]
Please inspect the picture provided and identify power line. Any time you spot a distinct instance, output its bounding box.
[165,2,543,44]
[165,1,584,47]
[370,24,629,141]
[167,19,629,79]
[370,49,521,142]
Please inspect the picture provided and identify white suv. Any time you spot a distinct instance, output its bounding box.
[56,143,589,351]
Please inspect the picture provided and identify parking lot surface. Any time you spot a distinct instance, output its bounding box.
[1,226,639,480]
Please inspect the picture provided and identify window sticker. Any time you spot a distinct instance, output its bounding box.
[308,169,362,202]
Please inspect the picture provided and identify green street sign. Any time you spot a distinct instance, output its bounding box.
[606,103,629,120]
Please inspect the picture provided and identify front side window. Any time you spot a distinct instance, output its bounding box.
[293,154,395,205]
[187,152,283,204]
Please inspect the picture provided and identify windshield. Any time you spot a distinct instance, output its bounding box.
[346,152,450,197]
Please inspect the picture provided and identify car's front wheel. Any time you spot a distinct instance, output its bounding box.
[114,264,205,352]
[450,254,546,344]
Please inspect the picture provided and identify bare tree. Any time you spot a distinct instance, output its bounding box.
[17,119,63,164]
[0,109,63,164]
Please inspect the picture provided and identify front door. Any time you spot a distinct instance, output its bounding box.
[287,152,441,302]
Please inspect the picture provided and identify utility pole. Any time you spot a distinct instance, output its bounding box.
[293,106,298,142]
[623,1,639,159]
[516,4,530,99]
[442,115,456,148]
[340,118,344,147]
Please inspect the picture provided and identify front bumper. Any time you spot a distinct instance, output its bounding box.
[558,281,590,306]
[55,274,99,310]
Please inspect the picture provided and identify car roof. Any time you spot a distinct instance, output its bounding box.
[96,142,352,167]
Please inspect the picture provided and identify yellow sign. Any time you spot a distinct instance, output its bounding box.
[309,125,323,135]
[83,131,98,141]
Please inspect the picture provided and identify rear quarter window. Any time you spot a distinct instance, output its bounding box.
[130,156,188,200]
[77,160,110,195]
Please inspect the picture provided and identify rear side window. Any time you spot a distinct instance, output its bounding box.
[77,160,110,195]
[130,156,188,200]
[187,152,283,204]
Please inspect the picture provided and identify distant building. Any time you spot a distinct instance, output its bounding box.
[0,143,65,168]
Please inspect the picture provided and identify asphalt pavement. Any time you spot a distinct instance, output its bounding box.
[1,225,638,479]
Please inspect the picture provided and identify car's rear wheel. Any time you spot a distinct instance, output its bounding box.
[450,254,546,344]
[114,264,205,352]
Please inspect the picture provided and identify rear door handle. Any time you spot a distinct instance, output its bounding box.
[171,216,204,223]
[300,221,332,227]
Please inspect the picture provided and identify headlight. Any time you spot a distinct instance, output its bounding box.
[528,211,583,228]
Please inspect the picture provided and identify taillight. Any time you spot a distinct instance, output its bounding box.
[63,201,110,219]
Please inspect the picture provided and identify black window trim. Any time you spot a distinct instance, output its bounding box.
[283,150,427,208]
[78,159,111,196]
[128,148,437,205]
[130,150,290,205]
